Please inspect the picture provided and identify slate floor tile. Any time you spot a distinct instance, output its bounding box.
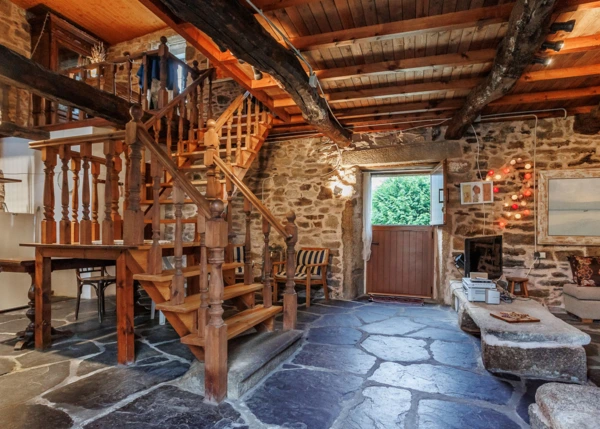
[44,360,190,410]
[2,403,73,429]
[314,300,366,308]
[361,317,425,336]
[311,313,364,327]
[301,305,353,315]
[370,362,513,405]
[84,385,247,429]
[307,326,363,345]
[246,368,363,429]
[17,339,101,369]
[362,335,430,362]
[430,340,480,369]
[340,386,411,429]
[417,399,521,429]
[407,327,473,342]
[293,343,376,375]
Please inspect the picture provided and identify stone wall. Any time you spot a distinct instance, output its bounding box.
[234,117,600,306]
[0,0,31,126]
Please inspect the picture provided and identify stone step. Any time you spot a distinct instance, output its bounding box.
[155,283,264,313]
[176,329,302,399]
[180,305,282,347]
[133,262,244,282]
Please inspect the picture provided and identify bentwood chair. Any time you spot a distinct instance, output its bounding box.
[75,266,116,323]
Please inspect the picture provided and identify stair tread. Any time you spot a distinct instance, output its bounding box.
[133,262,244,282]
[180,305,282,346]
[155,283,264,313]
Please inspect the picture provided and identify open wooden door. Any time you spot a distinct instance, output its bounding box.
[430,160,447,226]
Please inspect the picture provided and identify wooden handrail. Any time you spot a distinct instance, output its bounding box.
[214,92,250,130]
[136,126,211,218]
[30,131,126,149]
[144,69,214,129]
[212,156,288,239]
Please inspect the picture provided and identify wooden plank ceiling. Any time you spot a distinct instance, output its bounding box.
[244,0,600,135]
[11,0,168,44]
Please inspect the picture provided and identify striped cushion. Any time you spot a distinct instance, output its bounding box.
[275,249,327,279]
[234,245,245,275]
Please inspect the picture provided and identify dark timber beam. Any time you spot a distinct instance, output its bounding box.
[0,44,140,127]
[0,121,49,140]
[155,0,352,146]
[444,0,557,139]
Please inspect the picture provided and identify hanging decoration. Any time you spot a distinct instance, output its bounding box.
[485,157,534,228]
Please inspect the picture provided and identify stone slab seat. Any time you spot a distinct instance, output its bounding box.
[176,329,303,399]
[180,305,282,347]
[451,281,591,383]
[563,283,600,321]
[528,383,600,429]
[155,283,264,313]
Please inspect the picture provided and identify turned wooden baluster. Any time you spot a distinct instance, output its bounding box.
[284,211,298,330]
[243,198,253,286]
[226,114,233,166]
[41,148,57,244]
[205,199,228,404]
[58,146,72,244]
[158,36,169,108]
[147,152,162,275]
[198,81,205,134]
[197,215,209,337]
[262,217,272,308]
[70,157,81,243]
[245,96,252,150]
[225,178,235,268]
[124,105,145,245]
[0,84,10,122]
[204,119,221,199]
[112,143,124,240]
[102,141,115,245]
[189,84,198,142]
[235,102,243,166]
[80,144,93,245]
[208,71,214,120]
[91,161,100,240]
[141,54,149,110]
[111,64,118,95]
[124,52,132,103]
[172,181,185,304]
[254,99,260,137]
[178,99,185,152]
[261,101,267,125]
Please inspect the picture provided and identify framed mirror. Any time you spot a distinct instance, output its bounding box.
[538,168,600,245]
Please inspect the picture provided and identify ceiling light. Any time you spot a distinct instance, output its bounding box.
[541,41,564,52]
[251,66,263,81]
[532,56,551,66]
[549,20,576,34]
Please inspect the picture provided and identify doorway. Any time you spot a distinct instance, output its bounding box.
[365,165,446,298]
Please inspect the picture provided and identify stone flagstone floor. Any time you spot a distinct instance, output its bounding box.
[1,296,598,429]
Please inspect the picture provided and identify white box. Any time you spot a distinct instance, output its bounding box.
[465,287,487,302]
[486,289,500,305]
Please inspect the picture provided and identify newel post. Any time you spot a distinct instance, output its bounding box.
[283,211,298,330]
[205,199,228,404]
[262,217,272,308]
[123,105,145,245]
[158,36,169,108]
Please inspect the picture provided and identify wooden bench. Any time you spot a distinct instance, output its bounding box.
[451,280,591,383]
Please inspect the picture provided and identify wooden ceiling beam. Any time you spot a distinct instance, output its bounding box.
[153,0,352,145]
[444,0,557,139]
[250,0,320,12]
[519,63,600,82]
[0,44,141,126]
[489,85,600,106]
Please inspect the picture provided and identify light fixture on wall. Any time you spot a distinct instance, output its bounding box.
[532,57,552,66]
[549,20,576,34]
[541,41,564,52]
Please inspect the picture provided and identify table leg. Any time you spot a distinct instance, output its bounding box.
[34,250,51,349]
[14,273,36,350]
[116,252,135,364]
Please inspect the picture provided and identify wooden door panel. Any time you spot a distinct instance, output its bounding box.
[367,226,434,298]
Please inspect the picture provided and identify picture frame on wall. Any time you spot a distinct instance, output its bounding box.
[460,181,494,205]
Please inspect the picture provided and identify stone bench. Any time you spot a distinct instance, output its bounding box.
[529,383,600,429]
[451,281,590,383]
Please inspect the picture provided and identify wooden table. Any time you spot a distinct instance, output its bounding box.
[20,244,136,364]
[0,257,114,350]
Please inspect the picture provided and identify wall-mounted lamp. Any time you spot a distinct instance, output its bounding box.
[532,56,552,66]
[541,41,564,52]
[549,20,576,34]
[251,66,263,81]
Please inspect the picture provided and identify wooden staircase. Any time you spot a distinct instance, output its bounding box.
[28,66,299,405]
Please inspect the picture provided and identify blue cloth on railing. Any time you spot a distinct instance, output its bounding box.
[136,55,177,91]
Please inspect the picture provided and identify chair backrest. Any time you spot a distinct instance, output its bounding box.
[296,247,329,276]
[76,266,106,282]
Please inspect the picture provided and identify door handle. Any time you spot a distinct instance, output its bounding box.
[372,242,379,245]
